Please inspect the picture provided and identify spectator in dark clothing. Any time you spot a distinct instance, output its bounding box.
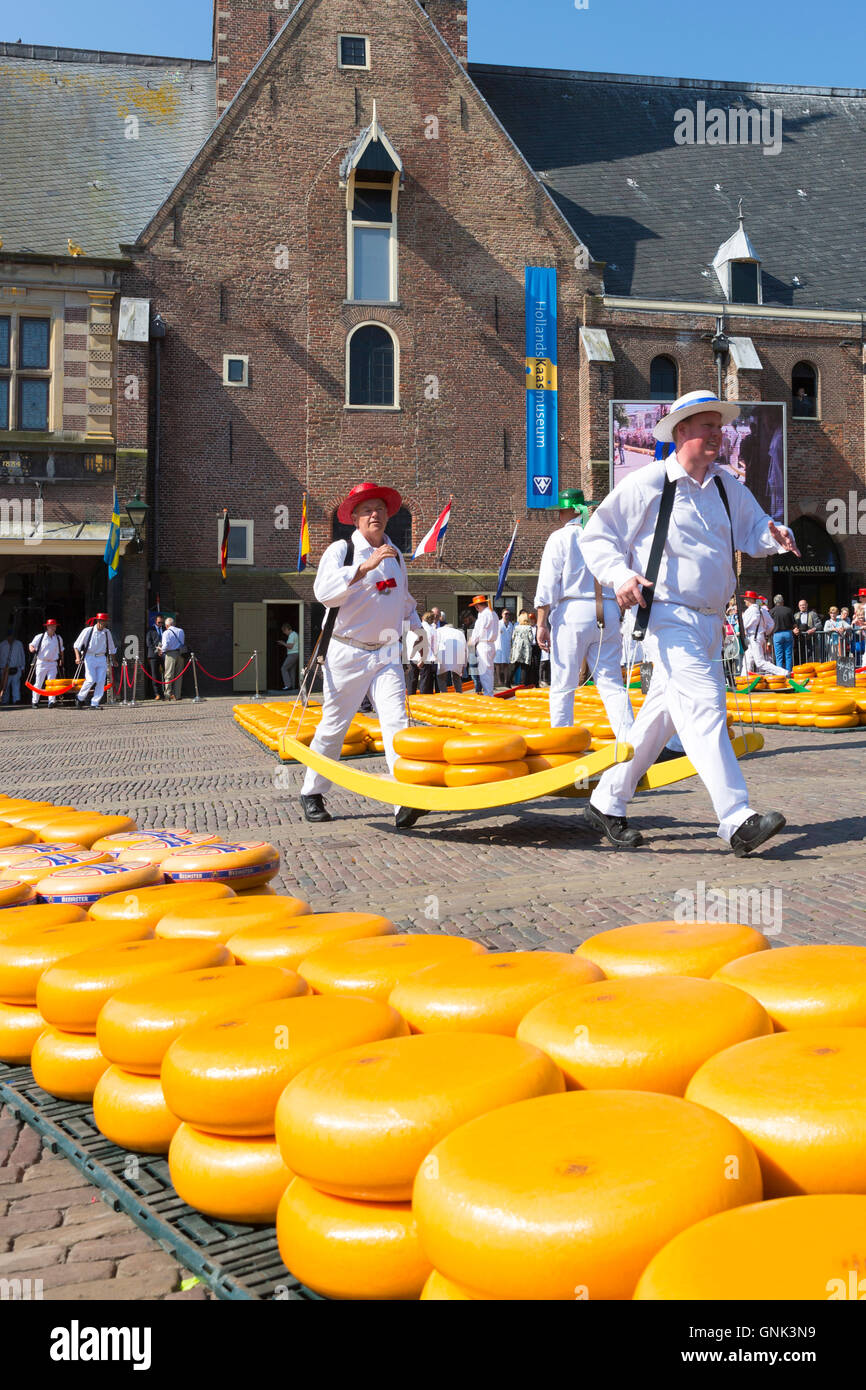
[146,616,165,699]
[793,599,821,660]
[770,595,794,671]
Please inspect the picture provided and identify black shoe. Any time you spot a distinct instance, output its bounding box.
[730,811,786,858]
[75,699,86,710]
[394,807,429,831]
[653,747,683,764]
[584,801,643,849]
[300,794,331,823]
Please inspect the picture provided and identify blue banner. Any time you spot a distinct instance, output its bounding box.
[525,266,559,508]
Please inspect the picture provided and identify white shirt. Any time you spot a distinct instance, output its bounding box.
[161,626,185,653]
[495,619,514,661]
[534,516,613,610]
[580,454,789,616]
[30,632,62,661]
[75,626,117,658]
[743,603,773,642]
[436,624,467,673]
[469,606,498,649]
[314,529,419,646]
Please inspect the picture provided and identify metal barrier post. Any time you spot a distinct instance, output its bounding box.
[121,659,129,706]
[130,659,138,707]
[191,653,202,704]
[253,649,261,700]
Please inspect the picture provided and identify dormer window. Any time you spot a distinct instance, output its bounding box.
[730,261,760,305]
[712,201,762,305]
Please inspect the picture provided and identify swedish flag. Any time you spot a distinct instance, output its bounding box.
[104,487,121,581]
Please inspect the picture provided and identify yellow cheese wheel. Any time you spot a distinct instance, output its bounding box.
[0,881,37,909]
[0,828,35,850]
[161,840,279,890]
[0,1000,46,1063]
[36,813,138,847]
[685,1027,866,1197]
[97,964,305,1075]
[0,918,154,1005]
[92,830,219,857]
[0,903,86,941]
[235,884,278,898]
[814,713,859,728]
[413,1089,762,1300]
[30,1027,110,1101]
[275,1032,563,1201]
[420,1270,485,1300]
[37,938,232,1032]
[634,1194,866,1300]
[228,912,396,972]
[169,1125,293,1223]
[0,842,88,871]
[393,758,449,787]
[517,975,772,1093]
[162,995,408,1137]
[156,896,310,945]
[298,933,486,1003]
[8,808,80,837]
[712,945,866,1030]
[777,712,800,727]
[276,1177,431,1300]
[392,728,452,760]
[92,1066,180,1153]
[522,726,591,755]
[390,951,604,1036]
[37,861,163,906]
[524,753,581,774]
[809,697,856,715]
[443,733,527,764]
[1,849,111,886]
[88,881,236,931]
[0,802,72,826]
[115,840,231,869]
[575,920,770,979]
[443,761,529,786]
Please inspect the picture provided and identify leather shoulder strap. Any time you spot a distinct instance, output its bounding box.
[632,474,677,641]
[318,538,356,664]
[594,580,604,630]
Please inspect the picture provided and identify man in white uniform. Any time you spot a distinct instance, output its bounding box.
[580,390,799,858]
[299,482,425,830]
[74,613,117,710]
[535,489,633,736]
[435,621,468,692]
[741,590,788,678]
[29,619,64,707]
[467,596,498,695]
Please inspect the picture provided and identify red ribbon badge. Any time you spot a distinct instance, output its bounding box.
[376,578,397,593]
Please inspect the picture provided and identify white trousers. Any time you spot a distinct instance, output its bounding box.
[301,641,408,798]
[79,655,108,706]
[474,642,496,696]
[741,639,788,679]
[590,604,755,843]
[32,658,58,704]
[550,598,634,736]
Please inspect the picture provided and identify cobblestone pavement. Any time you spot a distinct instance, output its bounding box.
[1,692,864,1298]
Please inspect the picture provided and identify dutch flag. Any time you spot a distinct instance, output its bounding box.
[411,497,452,559]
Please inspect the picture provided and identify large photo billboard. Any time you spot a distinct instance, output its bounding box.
[609,400,788,524]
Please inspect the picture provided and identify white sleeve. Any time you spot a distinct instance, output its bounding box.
[313,541,362,606]
[580,477,653,593]
[534,532,562,609]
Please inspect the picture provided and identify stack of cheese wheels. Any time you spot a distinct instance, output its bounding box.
[516,975,772,1093]
[390,951,603,1036]
[1,849,111,887]
[0,802,74,828]
[36,861,163,906]
[575,920,771,979]
[35,813,138,848]
[634,1194,866,1300]
[156,895,311,945]
[0,881,37,910]
[165,994,408,1225]
[712,944,866,1029]
[297,933,486,1002]
[685,1027,866,1197]
[6,807,78,838]
[0,903,88,1063]
[441,730,529,788]
[95,963,306,1155]
[413,1090,762,1300]
[115,836,227,868]
[227,911,395,971]
[520,725,592,775]
[275,1032,564,1299]
[160,840,279,891]
[392,724,592,787]
[88,881,237,933]
[92,830,220,859]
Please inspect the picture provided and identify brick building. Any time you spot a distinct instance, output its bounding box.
[3,3,865,690]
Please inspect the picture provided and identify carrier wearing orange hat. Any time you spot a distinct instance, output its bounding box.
[467,596,498,696]
[299,483,426,829]
[29,619,65,708]
[73,614,117,711]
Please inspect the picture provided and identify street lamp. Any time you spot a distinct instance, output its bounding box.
[125,492,149,553]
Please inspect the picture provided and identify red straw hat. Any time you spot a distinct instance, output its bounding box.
[45,618,57,626]
[857,589,866,597]
[743,590,758,600]
[94,612,109,621]
[337,482,402,526]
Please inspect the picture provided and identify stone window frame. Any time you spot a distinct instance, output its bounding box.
[338,34,370,71]
[219,517,254,565]
[0,312,55,431]
[791,360,820,422]
[345,321,400,412]
[346,175,399,305]
[222,354,249,388]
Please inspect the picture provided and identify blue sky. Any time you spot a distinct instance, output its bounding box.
[7,0,865,88]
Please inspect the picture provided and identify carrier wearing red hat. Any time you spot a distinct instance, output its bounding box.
[29,618,65,708]
[73,614,117,710]
[467,595,498,696]
[299,483,425,829]
[741,592,787,679]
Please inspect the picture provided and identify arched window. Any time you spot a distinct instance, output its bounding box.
[791,362,818,419]
[650,355,678,401]
[347,323,397,408]
[331,504,413,552]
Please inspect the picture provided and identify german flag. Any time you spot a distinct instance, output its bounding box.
[220,509,231,582]
[297,493,310,572]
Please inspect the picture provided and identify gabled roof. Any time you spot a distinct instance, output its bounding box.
[471,63,866,310]
[340,102,403,181]
[0,44,215,259]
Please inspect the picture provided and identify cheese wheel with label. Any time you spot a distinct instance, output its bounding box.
[0,843,88,871]
[0,918,153,1005]
[162,994,408,1137]
[298,933,485,1003]
[275,1032,563,1201]
[92,830,219,857]
[228,912,395,972]
[276,1177,431,1300]
[36,813,138,847]
[575,920,770,979]
[169,1125,293,1224]
[0,903,86,942]
[0,881,36,909]
[157,895,310,945]
[392,727,452,761]
[0,849,111,887]
[37,938,232,1032]
[0,1000,46,1063]
[115,838,227,868]
[88,881,236,931]
[97,964,306,1074]
[0,828,36,851]
[92,1066,180,1153]
[442,733,527,764]
[37,861,163,906]
[161,840,279,890]
[31,1027,110,1101]
[712,944,866,1030]
[391,951,603,1036]
[413,1090,762,1300]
